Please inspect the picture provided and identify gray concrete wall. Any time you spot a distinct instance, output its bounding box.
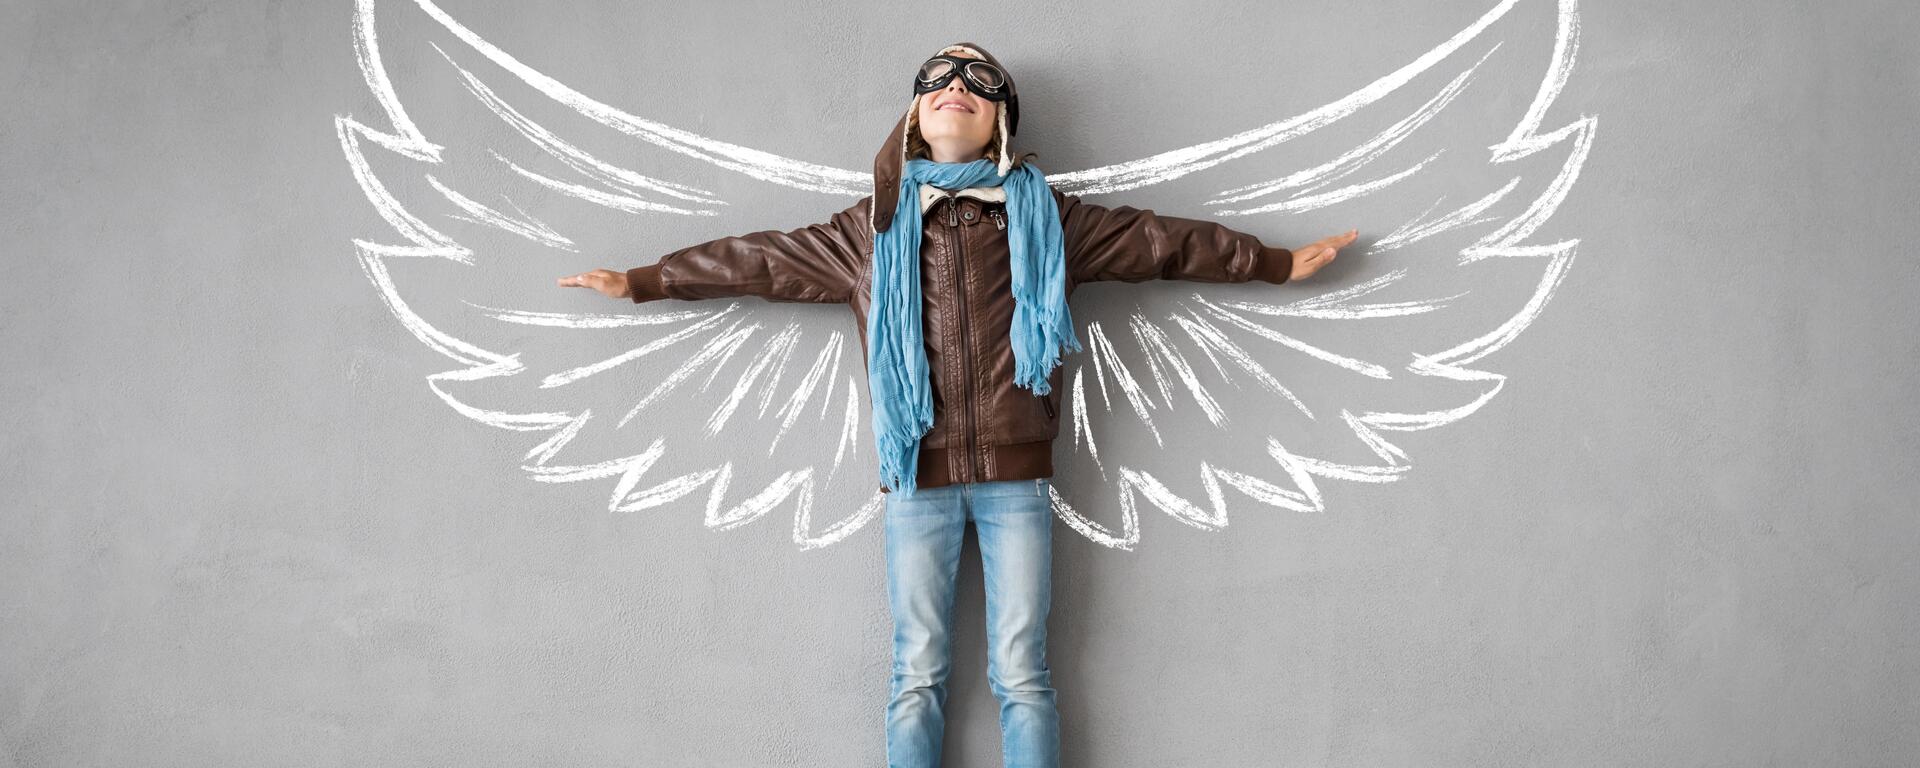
[3,0,1915,764]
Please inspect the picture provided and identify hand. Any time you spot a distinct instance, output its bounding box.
[557,269,631,299]
[1288,229,1357,282]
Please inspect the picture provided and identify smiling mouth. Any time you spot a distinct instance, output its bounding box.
[936,101,974,113]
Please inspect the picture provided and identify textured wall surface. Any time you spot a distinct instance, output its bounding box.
[4,0,1916,765]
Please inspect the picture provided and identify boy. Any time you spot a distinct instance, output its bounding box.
[560,42,1353,768]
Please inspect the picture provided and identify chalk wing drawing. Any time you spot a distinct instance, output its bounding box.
[337,0,1594,550]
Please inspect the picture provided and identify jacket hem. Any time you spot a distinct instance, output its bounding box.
[879,439,1054,493]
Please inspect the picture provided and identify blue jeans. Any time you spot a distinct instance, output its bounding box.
[885,477,1060,768]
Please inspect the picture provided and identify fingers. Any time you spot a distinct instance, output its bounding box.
[557,270,602,289]
[1316,229,1358,249]
[1308,229,1359,263]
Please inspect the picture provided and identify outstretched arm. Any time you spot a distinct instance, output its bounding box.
[560,198,872,304]
[1051,187,1351,288]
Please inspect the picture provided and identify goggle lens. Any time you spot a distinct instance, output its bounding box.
[918,59,955,82]
[964,61,1004,89]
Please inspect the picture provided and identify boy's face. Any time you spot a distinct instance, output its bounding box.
[914,50,998,158]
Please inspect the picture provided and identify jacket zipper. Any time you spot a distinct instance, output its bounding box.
[989,208,1005,230]
[947,197,981,482]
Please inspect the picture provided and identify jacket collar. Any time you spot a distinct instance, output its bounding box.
[918,183,1006,214]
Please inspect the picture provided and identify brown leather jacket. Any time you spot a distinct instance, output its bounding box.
[625,43,1293,494]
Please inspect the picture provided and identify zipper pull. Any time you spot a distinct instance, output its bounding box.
[989,208,1005,230]
[1042,396,1055,419]
[946,198,958,227]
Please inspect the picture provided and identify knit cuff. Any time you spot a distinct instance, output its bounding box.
[627,263,669,303]
[1253,246,1293,284]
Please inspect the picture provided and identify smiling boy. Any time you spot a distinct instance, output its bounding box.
[560,42,1354,768]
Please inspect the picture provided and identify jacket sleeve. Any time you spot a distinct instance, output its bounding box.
[1052,187,1293,287]
[627,198,871,304]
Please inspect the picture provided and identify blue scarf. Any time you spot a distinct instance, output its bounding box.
[868,158,1082,496]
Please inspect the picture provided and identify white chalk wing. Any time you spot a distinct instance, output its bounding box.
[1037,0,1596,549]
[336,0,1595,552]
[336,0,883,549]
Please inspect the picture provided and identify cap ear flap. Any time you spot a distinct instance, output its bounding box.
[996,104,1013,177]
[902,97,918,156]
[871,100,916,234]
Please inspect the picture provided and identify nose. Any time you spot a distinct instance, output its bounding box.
[942,81,980,112]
